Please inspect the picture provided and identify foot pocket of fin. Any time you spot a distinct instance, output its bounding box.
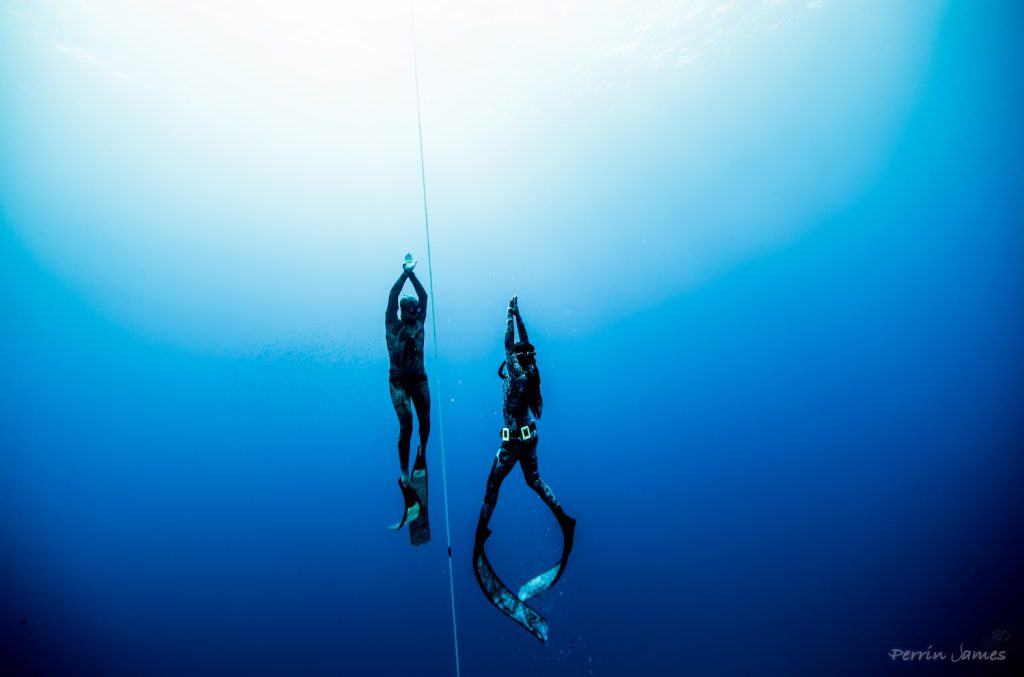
[388,478,422,531]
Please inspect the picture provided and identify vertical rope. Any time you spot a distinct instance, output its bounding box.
[410,4,461,677]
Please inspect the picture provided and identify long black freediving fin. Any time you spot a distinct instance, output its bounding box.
[408,445,430,546]
[387,478,421,532]
[473,529,549,643]
[517,509,576,602]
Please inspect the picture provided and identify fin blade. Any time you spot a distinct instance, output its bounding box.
[473,535,549,643]
[408,446,430,545]
[517,509,576,601]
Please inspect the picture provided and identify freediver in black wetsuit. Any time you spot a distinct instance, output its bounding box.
[385,254,430,536]
[472,296,576,642]
[475,296,572,537]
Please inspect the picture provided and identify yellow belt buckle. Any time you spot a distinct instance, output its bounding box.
[520,425,531,440]
[501,427,510,442]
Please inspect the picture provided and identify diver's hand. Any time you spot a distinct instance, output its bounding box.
[508,295,519,316]
[402,253,417,272]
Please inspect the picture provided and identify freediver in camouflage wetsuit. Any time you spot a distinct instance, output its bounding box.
[385,256,429,487]
[475,296,574,540]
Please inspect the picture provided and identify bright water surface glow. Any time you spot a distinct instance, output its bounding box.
[4,1,941,352]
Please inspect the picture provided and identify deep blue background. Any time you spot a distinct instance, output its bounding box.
[2,1,1022,675]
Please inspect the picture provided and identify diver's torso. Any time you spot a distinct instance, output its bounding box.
[502,369,535,430]
[386,319,425,378]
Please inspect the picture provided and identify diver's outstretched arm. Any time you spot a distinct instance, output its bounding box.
[504,298,528,378]
[386,269,410,324]
[514,307,528,343]
[505,297,516,353]
[407,268,428,312]
[507,295,529,342]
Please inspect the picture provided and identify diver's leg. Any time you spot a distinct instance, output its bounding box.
[519,439,559,511]
[477,446,516,538]
[408,378,431,454]
[521,439,575,527]
[389,380,413,480]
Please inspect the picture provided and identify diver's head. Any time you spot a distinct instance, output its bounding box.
[399,295,421,323]
[512,341,536,367]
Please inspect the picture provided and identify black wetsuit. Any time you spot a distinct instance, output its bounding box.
[385,270,429,474]
[478,310,559,531]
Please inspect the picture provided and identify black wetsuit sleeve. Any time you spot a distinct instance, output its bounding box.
[504,313,515,354]
[407,270,428,312]
[504,314,526,379]
[515,312,529,344]
[386,271,409,326]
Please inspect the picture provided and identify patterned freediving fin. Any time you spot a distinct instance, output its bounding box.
[408,445,430,546]
[473,530,549,643]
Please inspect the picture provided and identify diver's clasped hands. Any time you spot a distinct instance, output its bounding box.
[403,252,418,274]
[508,295,520,318]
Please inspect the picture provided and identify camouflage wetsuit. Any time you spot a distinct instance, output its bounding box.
[478,309,559,531]
[385,269,429,474]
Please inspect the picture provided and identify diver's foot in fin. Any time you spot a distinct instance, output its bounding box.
[474,525,492,548]
[387,499,421,531]
[403,501,421,525]
[387,478,421,531]
[554,506,576,533]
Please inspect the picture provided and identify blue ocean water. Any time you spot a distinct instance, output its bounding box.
[2,1,1022,675]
